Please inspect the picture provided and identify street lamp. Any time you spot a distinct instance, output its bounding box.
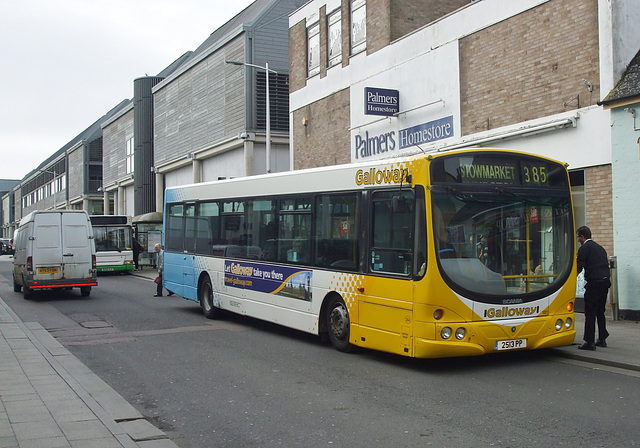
[226,60,277,174]
[38,168,57,209]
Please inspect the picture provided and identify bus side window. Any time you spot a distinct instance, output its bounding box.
[370,190,414,275]
[196,201,220,255]
[314,193,359,270]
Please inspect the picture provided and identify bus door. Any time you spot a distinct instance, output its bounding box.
[164,204,188,298]
[179,204,198,298]
[359,189,421,355]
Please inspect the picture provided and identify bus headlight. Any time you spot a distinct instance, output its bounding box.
[441,327,452,340]
[455,327,466,340]
[555,319,563,331]
[433,309,444,320]
[565,317,572,329]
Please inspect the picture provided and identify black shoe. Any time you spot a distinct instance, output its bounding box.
[595,339,607,347]
[153,294,162,297]
[167,292,174,296]
[578,342,596,351]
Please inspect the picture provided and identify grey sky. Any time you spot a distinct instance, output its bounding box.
[1,0,254,179]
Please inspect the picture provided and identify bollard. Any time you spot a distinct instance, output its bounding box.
[608,256,618,321]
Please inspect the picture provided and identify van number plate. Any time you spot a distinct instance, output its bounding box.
[38,267,59,274]
[495,338,527,351]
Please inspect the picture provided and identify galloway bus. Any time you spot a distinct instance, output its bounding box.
[161,149,576,358]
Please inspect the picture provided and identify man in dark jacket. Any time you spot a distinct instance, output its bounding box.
[576,226,610,350]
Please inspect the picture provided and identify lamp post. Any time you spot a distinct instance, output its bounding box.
[38,168,57,209]
[226,60,277,173]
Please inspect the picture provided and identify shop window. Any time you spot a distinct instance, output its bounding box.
[307,22,320,77]
[328,9,342,68]
[351,0,366,55]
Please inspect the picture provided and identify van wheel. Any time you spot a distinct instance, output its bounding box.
[13,275,21,292]
[23,285,33,300]
[326,295,354,353]
[80,286,91,297]
[199,275,219,319]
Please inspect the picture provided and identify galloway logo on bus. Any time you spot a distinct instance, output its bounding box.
[484,305,540,319]
[355,167,410,186]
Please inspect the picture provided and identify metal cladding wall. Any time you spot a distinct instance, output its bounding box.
[134,76,164,215]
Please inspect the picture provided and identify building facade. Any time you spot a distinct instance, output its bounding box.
[289,0,640,314]
[599,49,640,319]
[101,52,193,218]
[1,100,129,237]
[0,180,19,238]
[151,0,304,210]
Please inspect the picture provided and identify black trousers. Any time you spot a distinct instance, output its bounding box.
[583,279,610,344]
[156,273,163,296]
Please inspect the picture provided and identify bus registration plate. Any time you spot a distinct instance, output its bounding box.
[495,338,527,351]
[38,267,59,274]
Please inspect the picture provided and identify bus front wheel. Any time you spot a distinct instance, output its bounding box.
[326,295,353,353]
[199,275,219,319]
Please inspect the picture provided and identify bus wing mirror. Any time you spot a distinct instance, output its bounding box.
[392,196,407,213]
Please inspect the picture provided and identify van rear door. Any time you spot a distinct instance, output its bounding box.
[61,212,93,280]
[33,213,64,280]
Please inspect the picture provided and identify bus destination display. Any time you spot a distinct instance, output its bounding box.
[436,156,552,186]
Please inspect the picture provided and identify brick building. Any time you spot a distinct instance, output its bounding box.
[289,0,640,313]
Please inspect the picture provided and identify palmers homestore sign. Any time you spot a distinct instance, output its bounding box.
[354,115,454,160]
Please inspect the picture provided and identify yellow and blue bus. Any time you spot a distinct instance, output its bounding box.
[89,215,135,273]
[163,149,576,358]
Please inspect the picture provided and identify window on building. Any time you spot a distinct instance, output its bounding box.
[88,165,102,192]
[328,9,342,68]
[256,72,290,133]
[570,170,586,230]
[351,0,366,55]
[307,22,320,77]
[126,137,134,174]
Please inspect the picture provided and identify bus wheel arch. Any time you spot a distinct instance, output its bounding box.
[198,273,220,319]
[321,293,354,353]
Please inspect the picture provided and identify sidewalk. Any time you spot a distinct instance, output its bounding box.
[0,297,177,448]
[549,311,640,372]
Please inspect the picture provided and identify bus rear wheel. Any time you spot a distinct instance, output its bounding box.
[199,275,219,319]
[326,296,353,353]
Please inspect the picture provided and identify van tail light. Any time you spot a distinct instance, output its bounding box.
[92,255,97,270]
[27,256,33,272]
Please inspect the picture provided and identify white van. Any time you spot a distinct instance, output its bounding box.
[12,210,98,298]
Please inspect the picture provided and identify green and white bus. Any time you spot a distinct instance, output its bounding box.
[90,215,135,273]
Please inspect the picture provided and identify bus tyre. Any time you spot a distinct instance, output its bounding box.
[13,275,21,292]
[326,296,353,353]
[199,275,219,319]
[80,286,91,297]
